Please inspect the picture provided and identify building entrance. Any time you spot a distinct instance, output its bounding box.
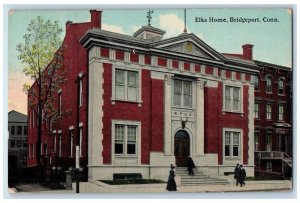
[174,130,190,167]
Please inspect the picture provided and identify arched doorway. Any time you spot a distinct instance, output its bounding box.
[174,130,190,167]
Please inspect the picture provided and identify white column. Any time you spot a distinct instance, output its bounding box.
[195,79,205,155]
[88,57,104,166]
[248,84,255,166]
[164,74,173,155]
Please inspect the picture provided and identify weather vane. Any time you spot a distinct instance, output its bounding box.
[146,10,154,26]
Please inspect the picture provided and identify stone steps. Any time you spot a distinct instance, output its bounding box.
[175,167,229,186]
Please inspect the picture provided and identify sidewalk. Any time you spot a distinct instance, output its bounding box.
[71,179,292,193]
[8,179,292,194]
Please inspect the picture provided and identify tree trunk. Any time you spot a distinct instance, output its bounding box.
[36,76,43,182]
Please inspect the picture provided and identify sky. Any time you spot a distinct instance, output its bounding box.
[7,8,292,115]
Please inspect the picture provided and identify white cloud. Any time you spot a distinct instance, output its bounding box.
[159,13,204,40]
[159,14,185,37]
[102,23,126,34]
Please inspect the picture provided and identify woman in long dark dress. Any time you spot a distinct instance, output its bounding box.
[166,164,177,191]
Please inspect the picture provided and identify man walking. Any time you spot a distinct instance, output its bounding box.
[238,165,246,187]
[234,163,240,186]
[186,156,196,176]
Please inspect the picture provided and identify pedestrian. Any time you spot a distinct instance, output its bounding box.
[186,156,195,176]
[238,164,246,187]
[234,163,240,186]
[166,164,177,191]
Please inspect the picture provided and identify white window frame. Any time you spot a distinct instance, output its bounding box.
[266,104,272,120]
[223,83,243,113]
[111,65,142,105]
[222,128,243,164]
[266,76,272,93]
[254,131,260,151]
[278,104,284,121]
[58,131,62,157]
[173,78,193,108]
[254,102,259,119]
[70,130,74,157]
[40,142,43,155]
[111,120,141,164]
[79,127,83,157]
[278,79,285,95]
[53,131,57,152]
[79,78,83,106]
[253,75,259,91]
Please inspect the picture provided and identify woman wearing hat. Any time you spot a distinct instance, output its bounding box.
[166,164,177,191]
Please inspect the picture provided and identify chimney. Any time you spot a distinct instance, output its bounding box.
[90,10,102,28]
[66,21,73,31]
[242,44,254,60]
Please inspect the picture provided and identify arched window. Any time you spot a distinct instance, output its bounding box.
[254,75,259,91]
[278,79,284,95]
[266,77,272,93]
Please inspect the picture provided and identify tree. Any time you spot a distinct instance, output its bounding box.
[17,16,66,181]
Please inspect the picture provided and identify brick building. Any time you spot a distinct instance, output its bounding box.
[223,46,293,178]
[27,10,292,182]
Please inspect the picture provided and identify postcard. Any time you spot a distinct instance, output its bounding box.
[7,7,293,195]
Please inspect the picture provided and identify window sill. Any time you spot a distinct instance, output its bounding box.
[266,92,273,94]
[222,110,244,114]
[114,155,138,158]
[111,98,143,107]
[278,94,286,96]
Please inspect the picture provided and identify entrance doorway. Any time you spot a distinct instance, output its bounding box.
[174,130,190,167]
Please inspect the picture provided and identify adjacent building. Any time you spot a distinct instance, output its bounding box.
[26,10,292,182]
[8,110,28,184]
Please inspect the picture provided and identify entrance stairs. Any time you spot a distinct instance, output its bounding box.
[176,167,229,186]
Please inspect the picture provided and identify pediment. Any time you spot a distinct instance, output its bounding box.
[150,33,228,61]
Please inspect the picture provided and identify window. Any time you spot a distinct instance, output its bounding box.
[224,131,241,158]
[254,131,260,151]
[266,104,272,120]
[24,126,28,135]
[53,133,57,152]
[44,143,48,155]
[115,69,139,101]
[254,102,259,119]
[11,126,15,135]
[40,142,43,155]
[70,130,74,157]
[17,138,22,148]
[224,85,241,112]
[266,162,272,172]
[278,104,284,121]
[114,124,137,156]
[32,144,35,158]
[23,138,27,148]
[58,92,62,115]
[79,128,83,157]
[79,79,83,106]
[278,79,284,95]
[10,138,15,148]
[58,133,62,157]
[17,126,22,135]
[266,77,272,93]
[173,79,192,107]
[266,133,272,151]
[254,75,259,91]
